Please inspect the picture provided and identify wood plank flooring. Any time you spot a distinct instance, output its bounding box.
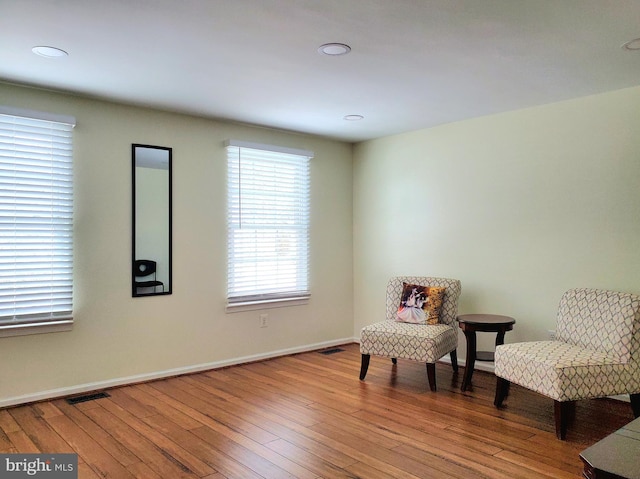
[0,343,635,478]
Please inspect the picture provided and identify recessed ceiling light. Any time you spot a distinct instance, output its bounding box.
[32,46,68,58]
[344,114,364,121]
[318,43,351,56]
[621,38,640,51]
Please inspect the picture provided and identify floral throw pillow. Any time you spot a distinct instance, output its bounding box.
[396,283,446,325]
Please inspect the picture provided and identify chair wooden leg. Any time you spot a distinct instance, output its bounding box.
[494,377,509,407]
[450,349,458,372]
[554,400,573,440]
[631,393,640,418]
[359,354,370,380]
[391,358,397,364]
[426,363,437,391]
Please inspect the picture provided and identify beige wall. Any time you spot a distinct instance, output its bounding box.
[4,80,640,404]
[353,86,640,356]
[0,83,354,405]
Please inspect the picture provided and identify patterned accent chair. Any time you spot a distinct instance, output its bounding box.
[359,276,462,391]
[494,288,640,440]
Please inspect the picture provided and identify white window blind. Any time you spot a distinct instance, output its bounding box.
[226,140,312,306]
[0,108,75,335]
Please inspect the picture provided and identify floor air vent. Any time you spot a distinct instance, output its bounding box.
[66,392,110,405]
[319,348,345,355]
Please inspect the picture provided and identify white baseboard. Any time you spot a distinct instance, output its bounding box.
[609,394,631,403]
[0,337,355,408]
[8,337,628,408]
[438,354,495,372]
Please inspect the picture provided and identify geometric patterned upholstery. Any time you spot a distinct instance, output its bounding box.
[556,288,639,363]
[495,288,640,402]
[360,276,462,363]
[360,320,458,363]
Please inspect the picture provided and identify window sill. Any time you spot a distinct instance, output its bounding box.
[226,296,310,313]
[0,320,73,338]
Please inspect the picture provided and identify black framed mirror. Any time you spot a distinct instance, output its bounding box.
[132,144,172,297]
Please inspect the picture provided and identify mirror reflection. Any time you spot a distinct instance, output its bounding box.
[132,144,172,296]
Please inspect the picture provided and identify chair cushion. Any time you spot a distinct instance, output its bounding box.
[360,320,458,363]
[396,283,446,325]
[495,340,640,401]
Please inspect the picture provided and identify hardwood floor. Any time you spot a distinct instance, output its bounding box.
[0,343,634,478]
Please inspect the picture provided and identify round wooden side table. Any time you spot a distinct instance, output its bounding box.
[457,314,516,392]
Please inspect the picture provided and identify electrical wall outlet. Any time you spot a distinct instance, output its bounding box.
[548,329,556,340]
[259,313,268,328]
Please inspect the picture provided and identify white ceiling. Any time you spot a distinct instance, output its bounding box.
[2,0,640,142]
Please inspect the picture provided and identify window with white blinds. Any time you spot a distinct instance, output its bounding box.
[0,107,75,336]
[226,140,312,307]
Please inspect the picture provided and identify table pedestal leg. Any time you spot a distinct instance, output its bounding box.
[461,330,476,392]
